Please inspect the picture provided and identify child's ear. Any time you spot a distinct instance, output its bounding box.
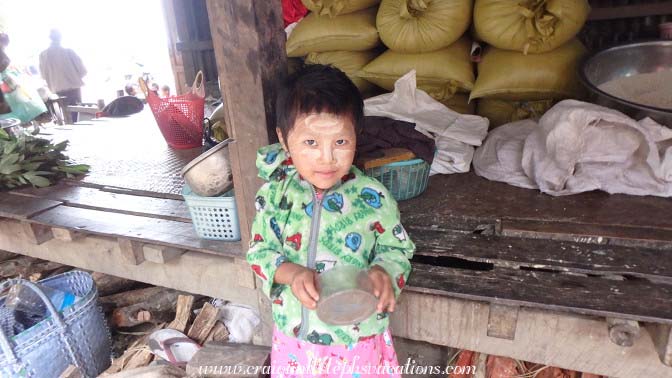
[276,128,288,152]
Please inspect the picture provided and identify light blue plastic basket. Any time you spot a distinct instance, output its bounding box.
[365,158,430,201]
[182,185,241,241]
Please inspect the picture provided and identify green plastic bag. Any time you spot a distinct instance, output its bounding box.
[477,98,556,128]
[470,39,587,102]
[377,0,472,53]
[286,7,380,57]
[0,69,47,124]
[305,50,381,94]
[474,0,590,54]
[302,0,381,17]
[357,37,474,102]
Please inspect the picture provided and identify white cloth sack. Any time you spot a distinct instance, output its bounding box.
[364,70,489,175]
[473,100,672,197]
[210,300,261,343]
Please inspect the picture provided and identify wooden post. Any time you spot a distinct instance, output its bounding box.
[647,323,672,366]
[205,0,287,249]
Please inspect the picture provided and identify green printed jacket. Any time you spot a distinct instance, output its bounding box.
[247,143,415,346]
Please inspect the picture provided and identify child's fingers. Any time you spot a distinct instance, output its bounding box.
[304,273,320,302]
[296,283,317,309]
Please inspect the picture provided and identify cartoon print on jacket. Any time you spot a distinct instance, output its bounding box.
[247,143,415,346]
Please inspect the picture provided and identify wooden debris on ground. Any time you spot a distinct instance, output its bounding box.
[110,289,183,328]
[186,341,271,378]
[448,350,606,378]
[103,300,230,375]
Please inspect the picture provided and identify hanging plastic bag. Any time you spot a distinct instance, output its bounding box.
[0,68,47,123]
[364,70,489,175]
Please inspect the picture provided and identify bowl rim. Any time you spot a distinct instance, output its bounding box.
[579,40,672,114]
[180,138,234,177]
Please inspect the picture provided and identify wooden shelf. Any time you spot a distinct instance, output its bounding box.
[589,1,672,21]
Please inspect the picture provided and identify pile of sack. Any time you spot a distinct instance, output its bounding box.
[471,0,590,127]
[286,0,591,125]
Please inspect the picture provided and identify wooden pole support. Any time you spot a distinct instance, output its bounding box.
[607,318,640,347]
[142,244,185,264]
[646,323,672,366]
[117,238,145,265]
[21,222,53,245]
[52,227,83,242]
[487,303,519,340]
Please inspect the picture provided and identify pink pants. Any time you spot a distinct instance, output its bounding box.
[270,327,401,377]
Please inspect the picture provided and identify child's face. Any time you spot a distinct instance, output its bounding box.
[278,113,356,191]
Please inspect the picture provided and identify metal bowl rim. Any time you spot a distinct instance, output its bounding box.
[180,138,234,178]
[579,40,672,114]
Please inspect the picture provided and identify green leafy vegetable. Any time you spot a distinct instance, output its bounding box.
[0,131,89,190]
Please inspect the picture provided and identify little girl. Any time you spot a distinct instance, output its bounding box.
[247,64,415,377]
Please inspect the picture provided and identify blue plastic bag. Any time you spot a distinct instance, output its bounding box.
[0,68,47,123]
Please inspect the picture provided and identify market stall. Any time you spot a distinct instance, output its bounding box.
[0,0,671,376]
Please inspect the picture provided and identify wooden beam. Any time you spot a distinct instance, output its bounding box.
[589,1,672,21]
[52,227,82,242]
[118,238,145,265]
[21,222,53,245]
[142,244,185,264]
[647,323,672,366]
[0,219,259,307]
[206,0,287,248]
[390,291,672,377]
[176,40,214,52]
[487,303,519,340]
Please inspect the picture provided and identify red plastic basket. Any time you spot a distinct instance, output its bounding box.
[141,72,205,149]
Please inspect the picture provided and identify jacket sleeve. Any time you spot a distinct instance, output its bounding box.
[69,49,87,78]
[246,181,288,299]
[369,190,415,298]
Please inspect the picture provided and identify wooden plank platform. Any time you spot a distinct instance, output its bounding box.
[410,228,672,282]
[399,173,672,234]
[28,205,241,257]
[408,263,672,324]
[0,195,62,220]
[11,183,191,222]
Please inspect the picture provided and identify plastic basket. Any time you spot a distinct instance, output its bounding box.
[366,158,430,201]
[0,271,112,377]
[141,72,205,149]
[183,184,241,241]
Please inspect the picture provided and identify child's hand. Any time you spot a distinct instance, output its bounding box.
[368,265,395,313]
[289,266,320,310]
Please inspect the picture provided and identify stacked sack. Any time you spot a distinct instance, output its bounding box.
[357,0,476,114]
[287,0,383,96]
[470,0,590,127]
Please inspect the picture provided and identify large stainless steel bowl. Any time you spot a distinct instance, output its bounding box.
[181,139,234,197]
[579,41,672,127]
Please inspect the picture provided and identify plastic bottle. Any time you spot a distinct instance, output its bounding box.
[5,283,80,328]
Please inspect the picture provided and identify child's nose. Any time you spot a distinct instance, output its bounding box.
[319,146,336,164]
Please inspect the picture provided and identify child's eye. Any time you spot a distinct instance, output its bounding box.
[335,139,348,146]
[304,139,317,146]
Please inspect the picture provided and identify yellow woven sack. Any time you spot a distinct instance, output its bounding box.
[357,37,474,101]
[440,94,475,114]
[377,0,472,53]
[305,50,381,94]
[302,0,381,17]
[474,0,590,54]
[477,98,556,127]
[470,39,587,102]
[286,8,380,57]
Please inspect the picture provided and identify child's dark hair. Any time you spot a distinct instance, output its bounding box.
[276,64,363,141]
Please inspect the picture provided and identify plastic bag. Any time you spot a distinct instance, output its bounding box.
[0,68,47,123]
[377,0,472,53]
[364,70,489,175]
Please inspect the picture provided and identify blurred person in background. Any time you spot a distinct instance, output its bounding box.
[39,29,87,122]
[0,13,10,114]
